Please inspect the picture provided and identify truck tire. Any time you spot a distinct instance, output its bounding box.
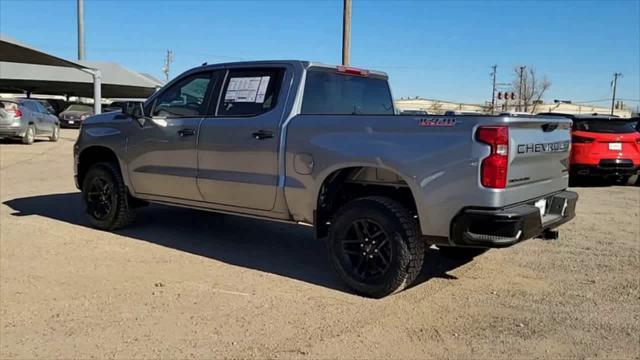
[626,174,639,186]
[22,125,35,144]
[327,196,425,298]
[438,246,487,259]
[81,162,136,230]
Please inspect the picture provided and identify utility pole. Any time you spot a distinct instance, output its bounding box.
[77,0,85,60]
[161,50,173,82]
[610,72,622,115]
[518,66,525,112]
[490,65,497,114]
[342,0,351,66]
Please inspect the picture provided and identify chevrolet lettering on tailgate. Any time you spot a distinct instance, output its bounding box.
[517,141,570,154]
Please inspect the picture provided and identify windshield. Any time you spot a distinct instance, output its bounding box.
[65,104,93,112]
[573,119,639,133]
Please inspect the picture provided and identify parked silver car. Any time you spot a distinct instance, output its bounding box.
[0,99,60,144]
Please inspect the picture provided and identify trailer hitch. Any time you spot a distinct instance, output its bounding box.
[539,229,559,241]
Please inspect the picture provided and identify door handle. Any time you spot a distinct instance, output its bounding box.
[177,128,195,137]
[252,130,274,140]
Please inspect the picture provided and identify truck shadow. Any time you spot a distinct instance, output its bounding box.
[4,192,473,296]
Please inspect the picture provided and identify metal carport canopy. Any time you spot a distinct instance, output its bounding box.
[0,35,162,113]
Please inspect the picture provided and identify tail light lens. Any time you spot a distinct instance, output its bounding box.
[572,135,594,143]
[10,108,22,118]
[476,126,509,189]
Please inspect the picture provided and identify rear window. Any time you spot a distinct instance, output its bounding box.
[573,119,639,133]
[302,68,394,115]
[0,101,18,110]
[65,104,93,112]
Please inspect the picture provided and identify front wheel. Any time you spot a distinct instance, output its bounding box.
[82,162,136,230]
[49,124,60,142]
[626,174,639,186]
[327,196,425,298]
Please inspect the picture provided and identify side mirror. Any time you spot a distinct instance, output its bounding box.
[123,102,146,126]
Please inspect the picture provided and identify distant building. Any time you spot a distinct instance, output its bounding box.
[395,98,486,115]
[395,97,633,117]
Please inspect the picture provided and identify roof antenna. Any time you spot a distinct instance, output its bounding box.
[202,62,208,66]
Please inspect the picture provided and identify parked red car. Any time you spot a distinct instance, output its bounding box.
[539,114,640,184]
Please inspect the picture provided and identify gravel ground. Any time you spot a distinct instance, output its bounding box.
[1,129,639,359]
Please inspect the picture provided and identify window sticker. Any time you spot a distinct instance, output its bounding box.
[224,76,271,103]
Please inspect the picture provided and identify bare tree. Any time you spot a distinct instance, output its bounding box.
[512,66,552,113]
[429,101,443,114]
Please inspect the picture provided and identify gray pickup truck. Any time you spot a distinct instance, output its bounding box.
[74,61,577,298]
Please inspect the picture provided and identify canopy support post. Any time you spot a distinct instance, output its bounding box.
[92,69,101,115]
[80,68,101,114]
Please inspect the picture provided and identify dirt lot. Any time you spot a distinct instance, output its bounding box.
[1,129,639,359]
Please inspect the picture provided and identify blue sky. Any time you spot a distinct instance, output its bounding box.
[1,0,639,108]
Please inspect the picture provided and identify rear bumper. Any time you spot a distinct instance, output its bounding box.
[571,160,639,177]
[0,126,26,138]
[450,190,578,248]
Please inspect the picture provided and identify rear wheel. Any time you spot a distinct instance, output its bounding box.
[327,196,424,298]
[22,125,35,144]
[49,124,60,142]
[82,162,136,230]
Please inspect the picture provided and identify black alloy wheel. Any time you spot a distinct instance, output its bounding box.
[340,219,394,281]
[85,176,116,220]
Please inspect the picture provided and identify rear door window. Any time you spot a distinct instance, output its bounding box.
[22,101,38,112]
[216,68,284,117]
[34,101,48,114]
[302,68,394,115]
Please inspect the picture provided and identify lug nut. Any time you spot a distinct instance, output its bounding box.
[369,255,374,258]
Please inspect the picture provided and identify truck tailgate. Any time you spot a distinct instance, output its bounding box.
[506,117,572,192]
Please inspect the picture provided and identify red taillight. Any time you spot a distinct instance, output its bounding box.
[476,126,509,189]
[11,108,22,118]
[336,65,370,77]
[572,135,594,143]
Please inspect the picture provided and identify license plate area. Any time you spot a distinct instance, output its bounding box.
[68,121,74,124]
[608,142,622,151]
[534,198,547,219]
